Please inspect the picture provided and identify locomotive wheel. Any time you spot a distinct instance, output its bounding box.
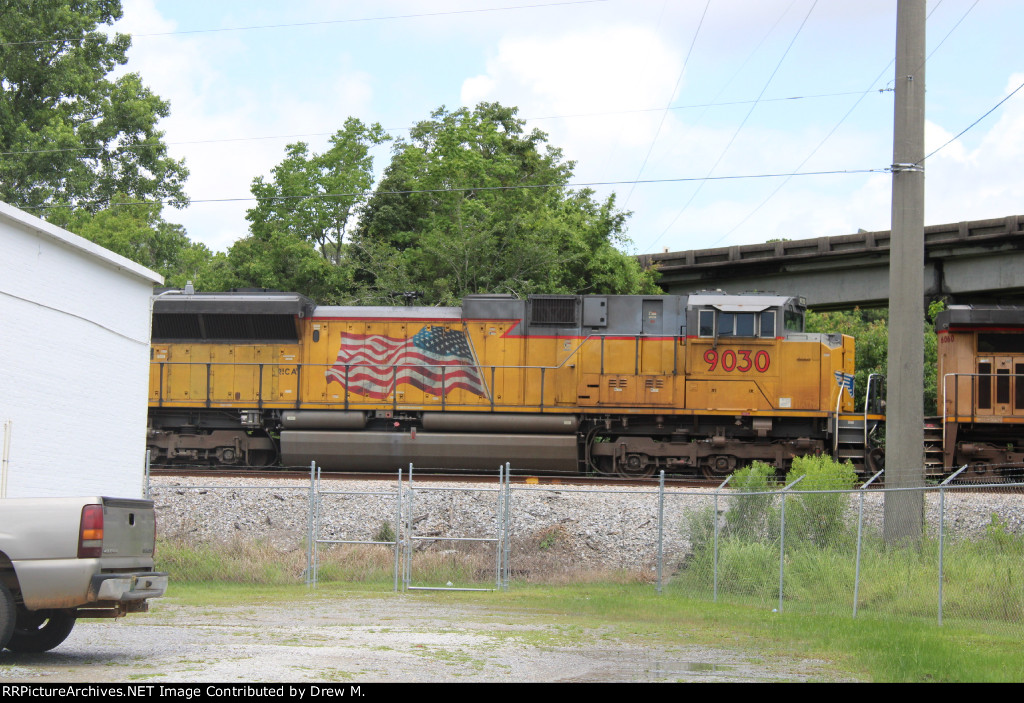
[617,454,654,478]
[701,455,734,481]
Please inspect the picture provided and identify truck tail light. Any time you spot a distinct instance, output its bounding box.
[78,504,104,558]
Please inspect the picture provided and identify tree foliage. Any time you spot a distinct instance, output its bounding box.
[246,118,391,264]
[806,307,889,410]
[210,231,351,304]
[806,301,945,415]
[46,196,213,288]
[0,0,188,212]
[348,103,658,305]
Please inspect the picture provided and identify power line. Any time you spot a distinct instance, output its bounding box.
[623,0,712,208]
[715,66,895,246]
[718,0,981,247]
[921,77,1024,164]
[0,1,609,47]
[643,0,819,254]
[17,167,885,212]
[883,0,979,92]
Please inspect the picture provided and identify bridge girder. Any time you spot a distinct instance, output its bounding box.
[641,215,1024,310]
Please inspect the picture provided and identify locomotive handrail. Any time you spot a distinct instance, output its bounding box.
[864,373,884,447]
[832,385,847,458]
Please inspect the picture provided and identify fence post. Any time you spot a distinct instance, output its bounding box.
[496,464,504,591]
[404,463,414,591]
[306,461,315,587]
[144,449,151,500]
[503,462,512,591]
[314,463,322,585]
[657,470,665,594]
[854,470,884,618]
[778,475,804,614]
[713,475,731,603]
[394,466,403,593]
[938,465,968,626]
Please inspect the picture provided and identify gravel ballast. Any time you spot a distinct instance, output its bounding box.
[150,475,1024,575]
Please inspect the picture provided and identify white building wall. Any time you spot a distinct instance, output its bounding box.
[0,202,162,498]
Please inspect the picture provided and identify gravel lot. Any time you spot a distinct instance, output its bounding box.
[6,475,1016,683]
[0,593,858,683]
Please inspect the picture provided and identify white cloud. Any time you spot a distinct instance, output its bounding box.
[925,73,1024,225]
[102,2,1024,257]
[113,1,381,252]
[461,24,685,148]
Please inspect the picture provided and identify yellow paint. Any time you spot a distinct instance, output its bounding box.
[150,316,855,418]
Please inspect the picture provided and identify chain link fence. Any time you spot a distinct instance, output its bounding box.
[148,463,1024,634]
[666,466,1024,636]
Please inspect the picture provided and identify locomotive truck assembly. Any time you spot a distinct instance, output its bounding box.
[146,290,1023,479]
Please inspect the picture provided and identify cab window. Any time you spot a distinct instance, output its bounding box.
[784,310,804,332]
[699,310,714,337]
[700,310,769,338]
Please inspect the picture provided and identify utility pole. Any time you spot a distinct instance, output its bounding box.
[884,0,926,542]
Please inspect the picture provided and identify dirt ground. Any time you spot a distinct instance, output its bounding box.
[0,593,857,683]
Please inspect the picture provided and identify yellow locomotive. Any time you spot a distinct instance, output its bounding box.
[932,305,1024,477]
[148,290,872,477]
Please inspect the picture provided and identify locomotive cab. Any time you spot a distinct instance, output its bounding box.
[689,292,807,342]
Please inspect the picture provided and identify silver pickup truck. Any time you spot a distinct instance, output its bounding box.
[0,496,168,652]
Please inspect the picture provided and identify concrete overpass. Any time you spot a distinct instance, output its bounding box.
[639,215,1024,310]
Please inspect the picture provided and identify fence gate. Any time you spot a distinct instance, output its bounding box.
[307,462,404,591]
[402,463,511,592]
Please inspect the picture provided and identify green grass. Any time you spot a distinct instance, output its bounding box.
[668,532,1024,627]
[156,528,1024,682]
[152,581,1024,682]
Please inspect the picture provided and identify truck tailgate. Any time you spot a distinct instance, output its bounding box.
[98,498,156,564]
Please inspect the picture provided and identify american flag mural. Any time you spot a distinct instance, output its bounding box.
[325,326,487,400]
[834,371,855,397]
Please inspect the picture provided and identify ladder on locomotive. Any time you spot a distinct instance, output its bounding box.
[922,420,946,478]
[832,373,886,474]
[834,418,871,468]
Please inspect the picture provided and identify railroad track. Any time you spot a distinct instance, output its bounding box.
[146,466,715,489]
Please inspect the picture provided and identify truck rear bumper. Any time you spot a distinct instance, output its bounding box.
[89,573,168,602]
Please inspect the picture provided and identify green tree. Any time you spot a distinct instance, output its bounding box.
[806,308,889,410]
[0,1,188,212]
[212,230,351,304]
[46,196,214,288]
[349,103,658,305]
[806,302,944,415]
[246,118,391,264]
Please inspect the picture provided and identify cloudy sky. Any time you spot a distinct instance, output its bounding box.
[112,0,1024,256]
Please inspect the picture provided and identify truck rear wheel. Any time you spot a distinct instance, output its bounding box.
[0,583,14,649]
[5,607,76,653]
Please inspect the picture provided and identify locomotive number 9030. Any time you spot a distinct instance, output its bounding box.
[703,349,771,373]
